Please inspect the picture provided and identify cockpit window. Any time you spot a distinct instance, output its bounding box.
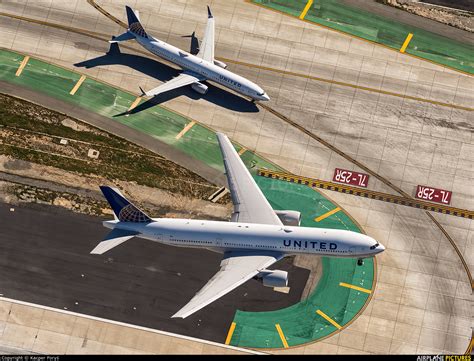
[370,243,380,250]
[257,91,265,96]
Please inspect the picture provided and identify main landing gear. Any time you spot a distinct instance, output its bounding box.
[357,258,364,266]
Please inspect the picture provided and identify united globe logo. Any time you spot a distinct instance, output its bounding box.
[119,204,149,222]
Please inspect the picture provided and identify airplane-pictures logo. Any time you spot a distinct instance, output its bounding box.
[417,356,471,361]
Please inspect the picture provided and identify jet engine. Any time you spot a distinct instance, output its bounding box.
[213,59,227,69]
[191,82,208,95]
[275,210,301,226]
[255,270,288,288]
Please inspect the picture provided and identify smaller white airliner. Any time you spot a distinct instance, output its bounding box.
[111,6,270,101]
[91,133,385,319]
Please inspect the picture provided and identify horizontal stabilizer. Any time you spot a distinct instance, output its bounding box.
[90,228,139,255]
[109,31,135,43]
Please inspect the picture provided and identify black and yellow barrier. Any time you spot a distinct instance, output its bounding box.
[258,169,474,220]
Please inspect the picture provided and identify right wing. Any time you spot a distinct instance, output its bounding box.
[172,250,283,318]
[196,6,215,63]
[141,71,204,97]
[216,133,282,225]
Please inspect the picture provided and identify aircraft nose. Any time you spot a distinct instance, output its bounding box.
[262,93,270,101]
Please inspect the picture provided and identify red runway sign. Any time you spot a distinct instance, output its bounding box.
[415,185,452,205]
[333,168,369,188]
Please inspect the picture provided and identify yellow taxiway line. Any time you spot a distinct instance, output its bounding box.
[225,322,236,345]
[128,96,142,112]
[175,121,196,140]
[299,0,314,20]
[316,309,342,330]
[314,207,341,222]
[245,0,472,77]
[1,11,471,112]
[220,57,473,112]
[400,33,414,53]
[258,169,474,220]
[15,55,30,76]
[238,147,247,156]
[339,282,372,294]
[275,324,289,348]
[69,75,86,95]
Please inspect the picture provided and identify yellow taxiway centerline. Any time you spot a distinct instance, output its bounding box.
[175,121,196,140]
[69,75,87,95]
[339,282,372,294]
[316,309,342,329]
[1,12,471,111]
[225,322,236,345]
[219,57,472,112]
[128,96,142,112]
[400,33,414,53]
[299,0,314,20]
[15,55,30,76]
[275,324,289,348]
[314,207,341,222]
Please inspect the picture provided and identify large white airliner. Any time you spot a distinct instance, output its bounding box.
[91,133,385,319]
[111,6,270,101]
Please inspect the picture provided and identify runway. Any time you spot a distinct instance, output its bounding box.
[0,201,309,344]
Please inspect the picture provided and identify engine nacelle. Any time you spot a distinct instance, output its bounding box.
[275,210,301,227]
[213,59,227,69]
[191,82,208,95]
[256,270,288,288]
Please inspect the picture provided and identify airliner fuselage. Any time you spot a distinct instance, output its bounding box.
[136,35,269,101]
[104,218,384,258]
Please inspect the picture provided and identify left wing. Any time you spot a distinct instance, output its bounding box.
[217,133,282,225]
[172,250,283,318]
[141,71,204,97]
[196,6,215,63]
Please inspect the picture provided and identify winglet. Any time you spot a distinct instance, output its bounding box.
[207,5,213,18]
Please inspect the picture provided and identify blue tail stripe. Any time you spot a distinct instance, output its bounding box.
[125,6,148,38]
[125,6,140,25]
[99,186,151,222]
[100,186,129,215]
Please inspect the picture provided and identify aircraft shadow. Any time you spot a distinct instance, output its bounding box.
[74,42,259,115]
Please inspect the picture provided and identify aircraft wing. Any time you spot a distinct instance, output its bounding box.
[172,250,283,318]
[217,133,282,225]
[141,71,204,97]
[196,6,215,62]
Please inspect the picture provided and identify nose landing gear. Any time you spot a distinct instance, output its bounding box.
[357,258,364,266]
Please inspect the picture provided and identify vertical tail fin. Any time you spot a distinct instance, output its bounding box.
[100,186,151,223]
[125,5,149,38]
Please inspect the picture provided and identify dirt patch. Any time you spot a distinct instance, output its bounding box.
[0,92,230,202]
[380,0,473,32]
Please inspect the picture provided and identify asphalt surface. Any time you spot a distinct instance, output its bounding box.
[0,202,309,343]
[343,0,473,45]
[0,81,227,188]
[421,0,473,12]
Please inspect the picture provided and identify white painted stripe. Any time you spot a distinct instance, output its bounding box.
[0,296,265,355]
